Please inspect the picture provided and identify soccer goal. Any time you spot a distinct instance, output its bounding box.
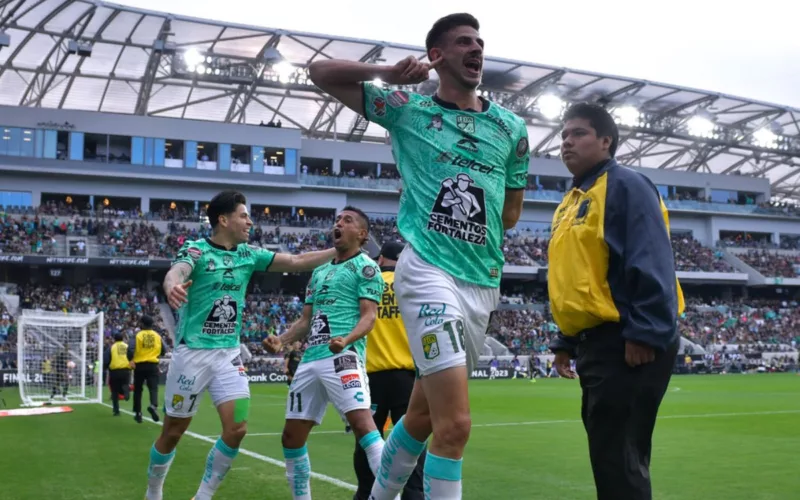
[16,310,104,407]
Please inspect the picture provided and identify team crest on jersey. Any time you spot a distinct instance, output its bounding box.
[223,255,233,267]
[456,115,475,134]
[387,90,409,108]
[427,173,487,246]
[422,334,440,360]
[172,395,184,410]
[324,269,337,281]
[372,97,386,117]
[202,295,238,335]
[205,259,216,272]
[362,265,376,279]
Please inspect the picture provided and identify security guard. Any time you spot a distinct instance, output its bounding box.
[104,332,131,416]
[353,241,425,500]
[128,315,165,424]
[548,102,685,500]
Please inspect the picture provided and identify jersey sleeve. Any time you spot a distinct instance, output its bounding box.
[357,262,384,303]
[361,83,406,131]
[172,240,203,271]
[506,122,531,190]
[252,246,276,272]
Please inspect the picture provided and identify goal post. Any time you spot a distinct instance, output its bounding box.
[16,310,104,407]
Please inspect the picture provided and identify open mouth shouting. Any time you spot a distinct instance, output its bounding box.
[464,56,482,78]
[333,228,343,241]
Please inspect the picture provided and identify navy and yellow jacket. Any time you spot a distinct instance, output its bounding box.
[547,159,685,355]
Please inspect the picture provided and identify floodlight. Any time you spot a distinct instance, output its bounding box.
[687,115,714,138]
[613,106,640,127]
[537,94,564,120]
[753,128,778,149]
[274,61,296,83]
[183,48,204,68]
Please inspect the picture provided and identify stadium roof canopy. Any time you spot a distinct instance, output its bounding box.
[2,0,800,200]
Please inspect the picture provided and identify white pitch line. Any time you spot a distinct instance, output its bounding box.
[99,403,356,492]
[236,409,800,437]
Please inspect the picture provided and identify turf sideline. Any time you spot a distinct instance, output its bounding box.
[233,409,800,438]
[99,402,357,492]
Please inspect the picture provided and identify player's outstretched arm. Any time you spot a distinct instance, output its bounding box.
[329,299,377,353]
[308,56,441,116]
[163,262,193,309]
[269,248,336,273]
[264,305,313,353]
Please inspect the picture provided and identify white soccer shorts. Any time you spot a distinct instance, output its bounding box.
[163,344,249,418]
[395,244,499,377]
[285,350,371,425]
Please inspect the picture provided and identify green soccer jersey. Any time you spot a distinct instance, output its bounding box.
[362,84,530,288]
[172,238,275,349]
[301,252,384,364]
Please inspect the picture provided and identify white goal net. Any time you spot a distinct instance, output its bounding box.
[16,310,104,407]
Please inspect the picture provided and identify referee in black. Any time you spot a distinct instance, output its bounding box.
[128,315,165,423]
[353,241,425,500]
[547,103,684,500]
[104,332,131,416]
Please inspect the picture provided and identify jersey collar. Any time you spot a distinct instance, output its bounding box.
[205,237,239,252]
[432,93,490,113]
[571,158,615,192]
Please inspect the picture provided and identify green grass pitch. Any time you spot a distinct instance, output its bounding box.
[0,374,798,499]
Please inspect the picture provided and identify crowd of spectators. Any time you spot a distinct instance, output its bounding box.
[0,213,58,255]
[738,251,800,278]
[671,233,734,272]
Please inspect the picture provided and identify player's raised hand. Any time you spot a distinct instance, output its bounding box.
[385,56,442,85]
[329,337,347,354]
[167,280,192,310]
[263,335,282,354]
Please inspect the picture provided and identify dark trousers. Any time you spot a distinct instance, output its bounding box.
[108,369,130,414]
[576,331,679,500]
[354,369,426,500]
[133,363,160,414]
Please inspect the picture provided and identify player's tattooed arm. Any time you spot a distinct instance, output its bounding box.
[270,248,336,273]
[163,262,193,309]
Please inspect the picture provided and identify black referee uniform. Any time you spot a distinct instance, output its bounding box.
[548,103,685,500]
[104,333,131,416]
[353,241,425,500]
[128,315,165,423]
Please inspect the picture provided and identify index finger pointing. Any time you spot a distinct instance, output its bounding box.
[429,57,443,69]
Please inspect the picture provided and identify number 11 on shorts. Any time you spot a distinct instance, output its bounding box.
[444,320,465,353]
[289,392,303,412]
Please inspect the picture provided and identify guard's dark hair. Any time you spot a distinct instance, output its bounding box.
[141,315,154,328]
[563,102,619,158]
[425,13,480,59]
[341,206,370,246]
[207,190,247,229]
[113,332,124,342]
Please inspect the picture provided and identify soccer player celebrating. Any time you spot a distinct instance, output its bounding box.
[143,190,336,500]
[308,13,529,499]
[263,206,386,500]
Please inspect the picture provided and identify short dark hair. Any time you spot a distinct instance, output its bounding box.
[341,205,370,245]
[141,315,154,328]
[425,13,480,58]
[207,190,247,229]
[113,332,124,342]
[563,102,619,158]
